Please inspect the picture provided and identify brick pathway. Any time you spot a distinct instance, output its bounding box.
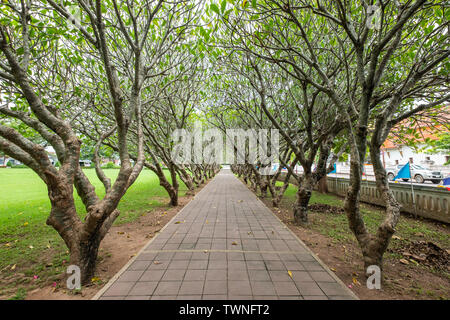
[94,169,357,300]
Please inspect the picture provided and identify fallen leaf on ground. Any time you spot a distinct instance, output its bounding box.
[153,261,162,265]
[231,241,238,245]
[117,231,124,235]
[29,245,34,249]
[409,259,419,266]
[11,264,16,271]
[352,277,361,285]
[288,270,293,279]
[399,258,409,265]
[392,235,401,240]
[330,267,337,272]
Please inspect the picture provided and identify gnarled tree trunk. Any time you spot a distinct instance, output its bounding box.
[293,174,313,225]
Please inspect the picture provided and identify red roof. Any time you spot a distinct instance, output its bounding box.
[382,105,449,150]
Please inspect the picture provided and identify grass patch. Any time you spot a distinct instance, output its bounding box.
[278,183,450,249]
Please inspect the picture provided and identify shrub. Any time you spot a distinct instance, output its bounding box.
[105,162,116,169]
[11,164,27,168]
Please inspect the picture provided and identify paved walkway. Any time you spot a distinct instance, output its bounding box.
[94,170,356,300]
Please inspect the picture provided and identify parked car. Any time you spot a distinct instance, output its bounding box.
[386,164,443,184]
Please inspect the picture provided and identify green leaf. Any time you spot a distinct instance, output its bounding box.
[210,3,220,15]
[221,0,227,13]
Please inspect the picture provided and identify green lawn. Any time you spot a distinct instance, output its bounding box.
[0,168,186,295]
[279,182,450,250]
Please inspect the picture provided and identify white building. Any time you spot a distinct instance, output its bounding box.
[381,144,449,167]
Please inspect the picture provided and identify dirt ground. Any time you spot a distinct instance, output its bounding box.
[260,198,450,300]
[23,187,204,300]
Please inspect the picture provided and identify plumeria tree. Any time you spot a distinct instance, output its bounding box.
[0,0,201,284]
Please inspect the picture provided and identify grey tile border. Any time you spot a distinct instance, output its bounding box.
[102,282,135,297]
[202,294,228,300]
[153,281,182,296]
[184,269,207,281]
[248,270,271,281]
[203,281,227,295]
[117,270,144,282]
[128,282,158,296]
[178,281,205,295]
[273,281,300,296]
[250,281,277,295]
[228,280,252,296]
[317,282,354,297]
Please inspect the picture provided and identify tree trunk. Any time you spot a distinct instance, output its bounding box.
[46,193,100,285]
[272,182,289,207]
[168,164,179,206]
[150,163,178,206]
[260,179,268,198]
[317,176,328,193]
[293,175,313,225]
[364,130,402,273]
[178,166,195,192]
[72,235,102,285]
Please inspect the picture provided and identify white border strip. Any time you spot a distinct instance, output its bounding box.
[92,173,218,300]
